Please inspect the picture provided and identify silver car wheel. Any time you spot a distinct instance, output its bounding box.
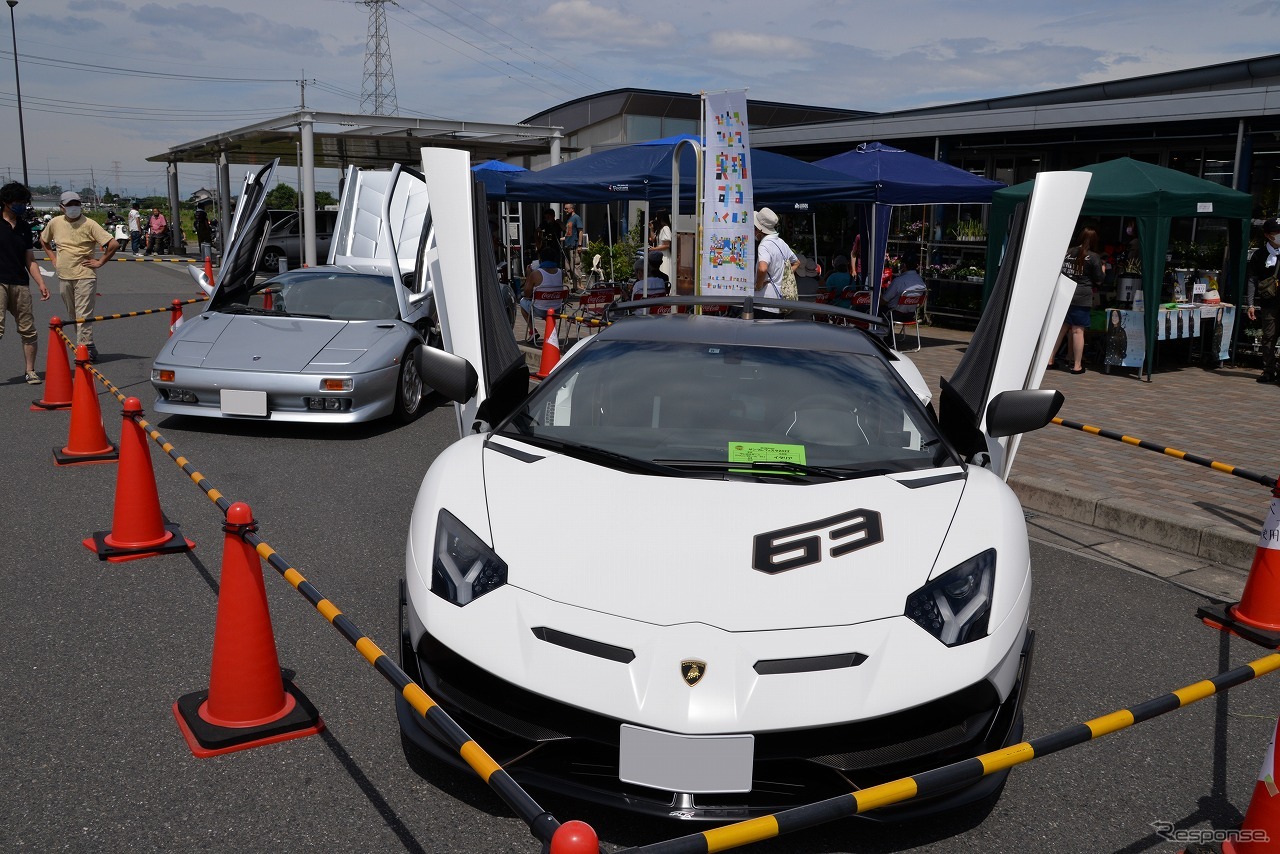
[396,346,424,421]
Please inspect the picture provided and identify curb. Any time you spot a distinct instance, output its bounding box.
[1009,474,1257,571]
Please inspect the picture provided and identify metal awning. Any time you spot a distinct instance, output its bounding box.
[147,110,563,168]
[148,110,564,267]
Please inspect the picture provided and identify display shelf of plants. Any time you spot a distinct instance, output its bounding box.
[889,208,989,324]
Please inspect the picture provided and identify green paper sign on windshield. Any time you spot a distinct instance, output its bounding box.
[728,442,807,466]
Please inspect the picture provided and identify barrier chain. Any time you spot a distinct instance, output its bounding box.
[62,326,564,848]
[1052,416,1276,490]
[64,296,209,328]
[621,651,1280,853]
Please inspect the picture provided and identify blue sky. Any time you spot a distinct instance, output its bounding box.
[3,0,1277,199]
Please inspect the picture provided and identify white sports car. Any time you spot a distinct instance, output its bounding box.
[398,149,1089,821]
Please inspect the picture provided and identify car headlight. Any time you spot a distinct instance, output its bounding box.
[431,509,507,606]
[905,549,995,646]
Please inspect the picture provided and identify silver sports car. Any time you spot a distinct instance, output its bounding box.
[151,159,444,424]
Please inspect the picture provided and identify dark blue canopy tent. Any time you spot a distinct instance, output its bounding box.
[471,159,526,200]
[504,134,872,206]
[815,142,1005,316]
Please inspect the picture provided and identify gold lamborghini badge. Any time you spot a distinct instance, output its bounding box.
[681,659,707,687]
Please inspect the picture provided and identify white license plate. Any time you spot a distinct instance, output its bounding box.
[618,725,754,793]
[220,389,268,417]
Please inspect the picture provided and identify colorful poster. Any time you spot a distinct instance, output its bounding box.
[701,90,753,295]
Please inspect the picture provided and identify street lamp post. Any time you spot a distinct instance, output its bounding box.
[7,0,27,186]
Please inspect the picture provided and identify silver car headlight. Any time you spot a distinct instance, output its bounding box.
[431,509,507,606]
[905,549,995,646]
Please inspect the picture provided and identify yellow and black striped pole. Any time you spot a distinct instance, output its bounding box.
[64,296,209,328]
[622,651,1280,854]
[1052,416,1276,490]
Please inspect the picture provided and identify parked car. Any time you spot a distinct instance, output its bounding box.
[151,161,442,424]
[396,150,1092,820]
[259,209,339,271]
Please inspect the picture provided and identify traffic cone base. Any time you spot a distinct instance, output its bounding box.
[1198,603,1280,649]
[53,444,118,466]
[82,523,195,563]
[172,680,323,758]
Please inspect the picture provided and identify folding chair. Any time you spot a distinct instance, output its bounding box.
[525,284,567,345]
[571,284,621,338]
[889,287,927,352]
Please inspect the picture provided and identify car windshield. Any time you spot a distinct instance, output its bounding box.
[225,271,400,321]
[496,340,956,479]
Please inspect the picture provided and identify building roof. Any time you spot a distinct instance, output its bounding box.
[519,87,868,132]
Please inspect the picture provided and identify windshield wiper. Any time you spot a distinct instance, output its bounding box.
[283,311,332,319]
[653,459,887,481]
[495,432,682,477]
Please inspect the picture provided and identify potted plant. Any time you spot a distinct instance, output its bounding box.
[1116,256,1142,303]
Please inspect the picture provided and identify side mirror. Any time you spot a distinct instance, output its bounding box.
[984,388,1064,438]
[187,264,214,296]
[416,344,477,405]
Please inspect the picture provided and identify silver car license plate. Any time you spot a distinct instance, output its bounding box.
[220,389,268,417]
[618,725,754,793]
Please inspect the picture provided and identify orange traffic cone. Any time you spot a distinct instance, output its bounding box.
[53,345,118,466]
[1199,483,1280,647]
[534,309,560,380]
[168,299,184,336]
[83,397,194,562]
[173,502,323,758]
[1222,718,1280,853]
[30,317,73,411]
[204,253,214,286]
[550,820,599,854]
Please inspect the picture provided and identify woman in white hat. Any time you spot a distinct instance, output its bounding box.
[753,207,797,316]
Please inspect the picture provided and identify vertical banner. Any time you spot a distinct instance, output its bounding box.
[702,90,753,296]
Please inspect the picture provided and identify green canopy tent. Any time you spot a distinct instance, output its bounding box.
[985,158,1252,375]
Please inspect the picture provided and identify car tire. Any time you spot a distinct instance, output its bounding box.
[394,344,425,423]
[260,247,285,272]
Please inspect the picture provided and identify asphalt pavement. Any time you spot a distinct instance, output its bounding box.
[2,260,1278,852]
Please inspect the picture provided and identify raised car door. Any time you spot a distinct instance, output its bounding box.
[938,170,1091,480]
[209,159,278,311]
[418,148,528,437]
[327,164,431,323]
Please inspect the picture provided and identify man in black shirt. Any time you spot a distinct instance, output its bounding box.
[536,207,561,263]
[0,182,49,384]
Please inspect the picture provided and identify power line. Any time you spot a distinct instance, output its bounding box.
[0,50,297,83]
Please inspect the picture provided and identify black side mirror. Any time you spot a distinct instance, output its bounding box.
[416,345,477,404]
[984,388,1064,438]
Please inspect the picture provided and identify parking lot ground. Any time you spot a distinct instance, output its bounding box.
[3,262,1279,852]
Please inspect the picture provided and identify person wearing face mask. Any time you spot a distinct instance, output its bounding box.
[40,191,118,361]
[1246,218,1280,384]
[0,182,50,383]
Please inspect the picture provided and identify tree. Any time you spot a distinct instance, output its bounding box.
[315,190,337,208]
[266,183,297,210]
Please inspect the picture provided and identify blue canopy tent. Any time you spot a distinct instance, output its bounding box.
[815,142,1005,316]
[504,134,873,206]
[505,134,872,289]
[471,160,528,274]
[471,159,526,200]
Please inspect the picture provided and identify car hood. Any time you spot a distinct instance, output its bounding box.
[482,438,966,632]
[162,313,393,371]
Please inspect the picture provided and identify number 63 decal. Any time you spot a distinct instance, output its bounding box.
[752,509,883,573]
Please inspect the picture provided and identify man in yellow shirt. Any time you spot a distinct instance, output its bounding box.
[41,191,118,361]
